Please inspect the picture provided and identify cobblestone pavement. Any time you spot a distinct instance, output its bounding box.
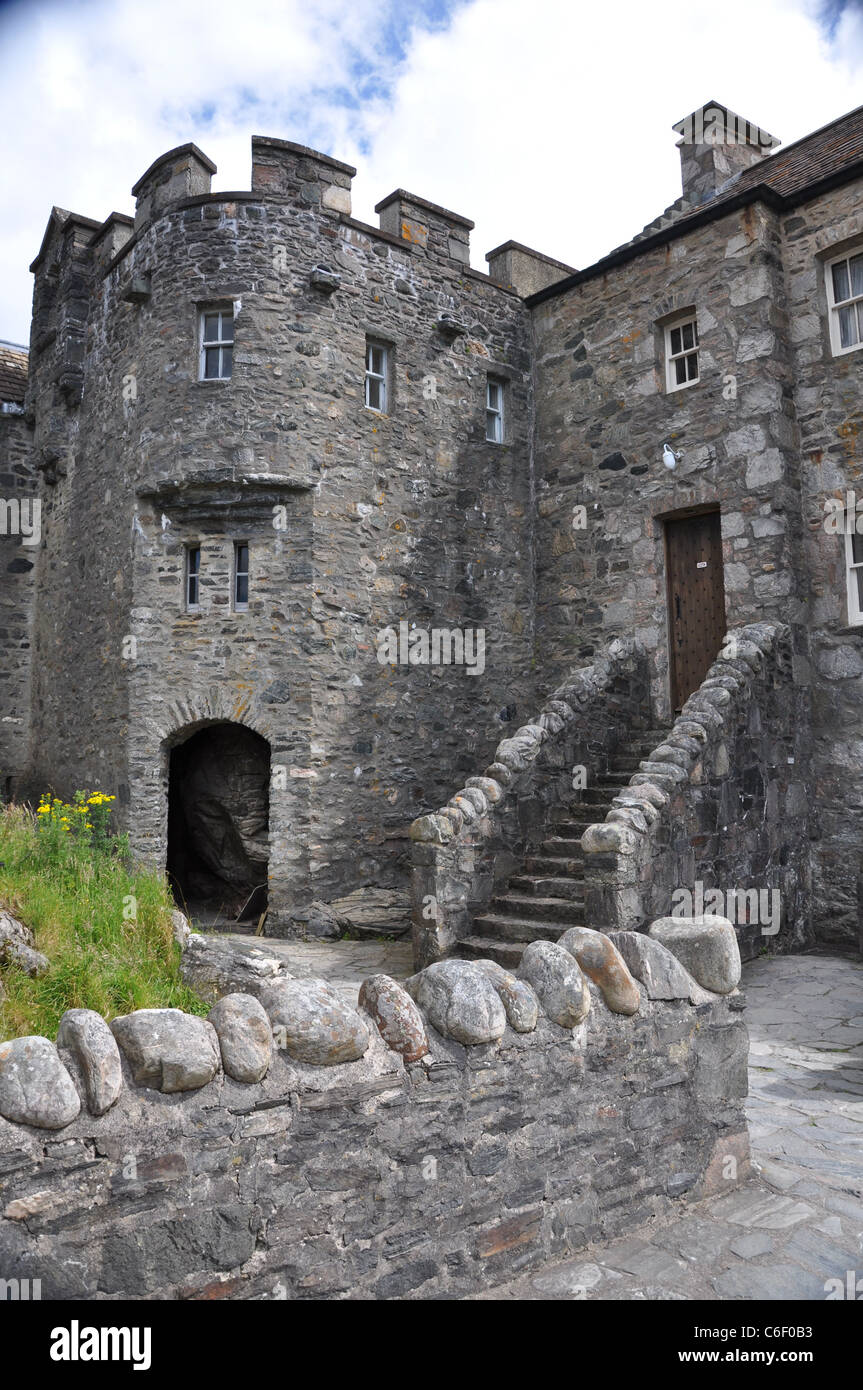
[224,932,412,1005]
[478,950,863,1300]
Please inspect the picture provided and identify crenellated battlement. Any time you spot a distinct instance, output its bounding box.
[28,134,562,309]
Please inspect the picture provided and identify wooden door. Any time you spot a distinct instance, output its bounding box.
[665,510,726,711]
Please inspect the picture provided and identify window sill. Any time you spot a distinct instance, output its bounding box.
[829,342,863,360]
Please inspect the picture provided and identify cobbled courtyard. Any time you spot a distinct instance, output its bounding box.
[477,950,863,1300]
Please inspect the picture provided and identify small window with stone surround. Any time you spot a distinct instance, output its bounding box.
[827,248,863,356]
[364,339,389,413]
[665,313,699,392]
[199,307,233,380]
[845,524,863,626]
[185,545,201,611]
[234,541,250,611]
[486,376,505,443]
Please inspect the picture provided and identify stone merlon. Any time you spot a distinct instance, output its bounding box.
[375,188,474,262]
[131,142,218,230]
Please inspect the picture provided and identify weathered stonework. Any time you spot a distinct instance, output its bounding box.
[0,933,749,1300]
[12,142,536,933]
[0,345,35,789]
[578,623,811,959]
[5,98,863,956]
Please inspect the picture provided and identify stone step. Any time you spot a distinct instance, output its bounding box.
[463,723,671,967]
[540,836,587,856]
[458,936,532,969]
[549,806,615,828]
[490,893,582,924]
[524,854,584,875]
[472,913,570,943]
[509,874,583,899]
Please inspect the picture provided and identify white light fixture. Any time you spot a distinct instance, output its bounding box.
[662,442,680,470]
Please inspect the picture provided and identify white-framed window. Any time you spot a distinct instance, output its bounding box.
[486,377,504,443]
[186,545,201,611]
[665,313,699,392]
[199,307,233,380]
[234,541,250,610]
[827,248,863,356]
[845,522,863,626]
[364,339,389,413]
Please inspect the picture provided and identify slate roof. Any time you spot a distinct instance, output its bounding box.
[0,342,28,404]
[725,101,863,204]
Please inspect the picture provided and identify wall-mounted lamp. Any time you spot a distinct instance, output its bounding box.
[662,442,681,471]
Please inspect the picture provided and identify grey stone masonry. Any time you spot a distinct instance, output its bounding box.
[16,135,535,932]
[8,97,863,954]
[0,934,748,1300]
[410,637,651,966]
[580,622,813,959]
[0,399,36,786]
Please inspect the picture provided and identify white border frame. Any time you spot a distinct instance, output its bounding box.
[826,247,863,358]
[364,339,389,414]
[233,539,250,613]
[664,313,700,394]
[486,376,504,443]
[185,544,201,612]
[199,307,234,381]
[845,523,863,626]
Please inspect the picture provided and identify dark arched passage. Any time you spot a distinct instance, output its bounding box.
[167,722,270,923]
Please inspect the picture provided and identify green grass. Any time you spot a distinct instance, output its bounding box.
[0,802,207,1043]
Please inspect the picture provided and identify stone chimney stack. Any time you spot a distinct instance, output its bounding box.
[673,101,780,205]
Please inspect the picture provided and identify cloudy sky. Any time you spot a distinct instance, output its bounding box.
[1,0,861,344]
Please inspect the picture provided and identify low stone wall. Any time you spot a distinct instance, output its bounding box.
[0,929,748,1301]
[581,623,812,960]
[409,638,651,967]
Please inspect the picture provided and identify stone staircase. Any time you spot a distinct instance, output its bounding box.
[458,727,669,969]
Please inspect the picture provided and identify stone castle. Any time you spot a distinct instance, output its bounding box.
[3,98,863,966]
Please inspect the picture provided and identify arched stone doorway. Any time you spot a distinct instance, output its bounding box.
[167,722,270,924]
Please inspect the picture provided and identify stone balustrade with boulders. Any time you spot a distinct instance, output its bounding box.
[409,638,652,968]
[0,918,750,1299]
[579,623,813,960]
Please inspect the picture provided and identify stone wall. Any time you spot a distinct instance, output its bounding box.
[21,139,536,929]
[0,411,36,790]
[530,198,805,718]
[528,175,863,947]
[581,623,813,960]
[409,637,651,965]
[782,181,863,949]
[12,125,863,951]
[0,933,749,1301]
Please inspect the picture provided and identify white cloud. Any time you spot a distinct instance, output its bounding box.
[1,0,861,343]
[351,0,863,279]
